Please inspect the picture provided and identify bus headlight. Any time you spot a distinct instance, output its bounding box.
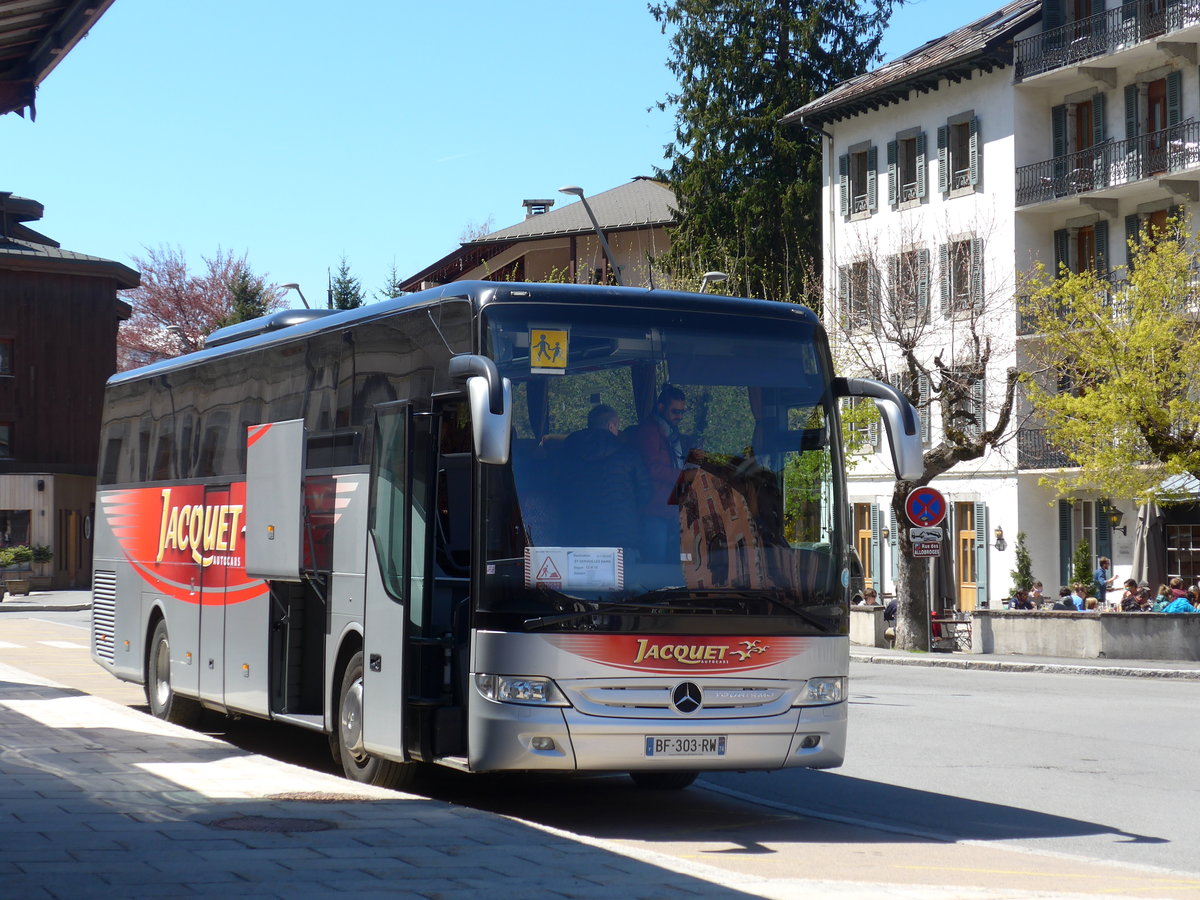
[795,676,846,706]
[475,674,569,706]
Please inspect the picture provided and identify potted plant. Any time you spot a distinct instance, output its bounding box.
[29,545,53,590]
[1,545,33,597]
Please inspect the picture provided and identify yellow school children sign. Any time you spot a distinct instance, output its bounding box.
[530,328,568,373]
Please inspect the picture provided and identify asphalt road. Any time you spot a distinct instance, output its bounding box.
[5,608,1199,897]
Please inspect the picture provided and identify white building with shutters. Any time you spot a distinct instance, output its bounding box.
[787,0,1200,609]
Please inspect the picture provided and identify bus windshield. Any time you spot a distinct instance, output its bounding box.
[480,302,847,635]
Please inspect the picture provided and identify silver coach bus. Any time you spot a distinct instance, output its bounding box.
[91,281,921,790]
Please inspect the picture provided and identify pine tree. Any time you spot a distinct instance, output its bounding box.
[1071,540,1093,595]
[375,260,406,302]
[211,264,276,331]
[330,255,365,310]
[651,0,897,302]
[1010,531,1034,597]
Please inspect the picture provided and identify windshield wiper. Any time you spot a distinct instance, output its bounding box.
[629,588,839,633]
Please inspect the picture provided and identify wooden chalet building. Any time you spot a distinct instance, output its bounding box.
[1,194,137,587]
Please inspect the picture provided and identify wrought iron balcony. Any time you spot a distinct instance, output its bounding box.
[1017,428,1073,469]
[1015,0,1200,80]
[1015,119,1200,207]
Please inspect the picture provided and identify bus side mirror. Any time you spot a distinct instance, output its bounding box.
[833,377,924,482]
[449,354,512,465]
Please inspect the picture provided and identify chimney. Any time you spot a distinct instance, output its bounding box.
[522,198,555,218]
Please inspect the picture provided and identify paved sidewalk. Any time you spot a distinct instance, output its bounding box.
[0,588,92,612]
[851,645,1200,679]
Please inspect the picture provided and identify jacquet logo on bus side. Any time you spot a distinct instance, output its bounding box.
[155,488,244,567]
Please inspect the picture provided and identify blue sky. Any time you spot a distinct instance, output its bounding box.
[2,0,995,304]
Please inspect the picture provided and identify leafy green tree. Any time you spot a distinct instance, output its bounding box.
[651,0,897,303]
[1010,531,1033,597]
[1021,219,1200,501]
[330,255,365,310]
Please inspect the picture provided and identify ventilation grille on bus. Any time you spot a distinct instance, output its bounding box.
[92,570,117,665]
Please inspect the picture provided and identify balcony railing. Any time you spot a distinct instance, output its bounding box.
[1017,428,1073,469]
[853,193,869,214]
[900,181,918,202]
[1015,0,1200,80]
[1015,119,1200,206]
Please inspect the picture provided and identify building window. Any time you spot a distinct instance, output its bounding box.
[888,248,930,322]
[1053,221,1108,276]
[946,370,985,440]
[888,131,927,207]
[0,423,12,459]
[940,238,983,314]
[0,339,11,377]
[938,114,980,194]
[839,144,878,218]
[839,261,877,330]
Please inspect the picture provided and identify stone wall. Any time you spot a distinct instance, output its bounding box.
[850,605,890,648]
[970,611,1200,660]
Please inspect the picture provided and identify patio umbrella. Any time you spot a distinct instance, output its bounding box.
[1131,501,1166,589]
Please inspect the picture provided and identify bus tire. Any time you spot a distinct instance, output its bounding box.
[334,651,418,790]
[628,770,698,790]
[146,619,202,728]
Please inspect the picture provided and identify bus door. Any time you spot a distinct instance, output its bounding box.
[198,484,231,707]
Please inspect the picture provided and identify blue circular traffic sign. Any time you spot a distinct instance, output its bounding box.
[905,487,947,527]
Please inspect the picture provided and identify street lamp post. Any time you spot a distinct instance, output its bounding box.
[699,271,728,293]
[280,283,311,309]
[558,185,624,286]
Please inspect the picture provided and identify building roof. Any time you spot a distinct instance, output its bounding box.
[0,192,138,287]
[0,0,117,117]
[784,0,1040,127]
[473,177,676,244]
[398,177,677,291]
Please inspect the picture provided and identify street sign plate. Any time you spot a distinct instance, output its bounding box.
[909,526,943,543]
[905,487,947,527]
[913,541,942,558]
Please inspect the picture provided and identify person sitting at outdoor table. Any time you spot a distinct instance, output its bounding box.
[862,588,880,606]
[1120,584,1143,612]
[1169,577,1187,600]
[1071,583,1088,607]
[1029,580,1045,606]
[1162,591,1198,613]
[1052,587,1078,610]
[1009,587,1035,610]
[1084,596,1099,611]
[1119,579,1138,606]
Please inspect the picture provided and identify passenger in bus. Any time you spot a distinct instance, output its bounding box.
[627,385,689,562]
[558,405,649,555]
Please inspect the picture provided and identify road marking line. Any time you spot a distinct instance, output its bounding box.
[37,640,87,649]
[0,641,23,649]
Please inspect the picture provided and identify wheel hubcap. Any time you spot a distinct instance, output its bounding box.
[154,639,171,708]
[341,676,365,759]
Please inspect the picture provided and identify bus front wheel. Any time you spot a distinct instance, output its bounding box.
[334,651,418,790]
[629,771,698,790]
[146,619,202,727]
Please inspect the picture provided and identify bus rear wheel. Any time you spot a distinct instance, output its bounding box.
[629,771,698,790]
[146,619,202,728]
[334,651,418,790]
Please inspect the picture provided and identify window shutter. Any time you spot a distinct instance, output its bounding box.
[1124,83,1139,139]
[968,117,981,186]
[867,145,878,212]
[867,403,880,447]
[869,263,882,327]
[870,503,882,591]
[939,243,950,315]
[890,507,899,581]
[937,125,949,193]
[970,375,985,439]
[837,265,848,324]
[1126,213,1141,268]
[915,132,927,198]
[1097,501,1112,562]
[1093,92,1105,147]
[888,254,900,318]
[1094,219,1109,278]
[839,154,849,218]
[918,373,931,443]
[887,140,898,207]
[1167,70,1182,128]
[974,501,989,609]
[1052,105,1067,159]
[1054,228,1070,275]
[917,248,931,320]
[970,237,984,311]
[1058,500,1072,587]
[1044,0,1063,30]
